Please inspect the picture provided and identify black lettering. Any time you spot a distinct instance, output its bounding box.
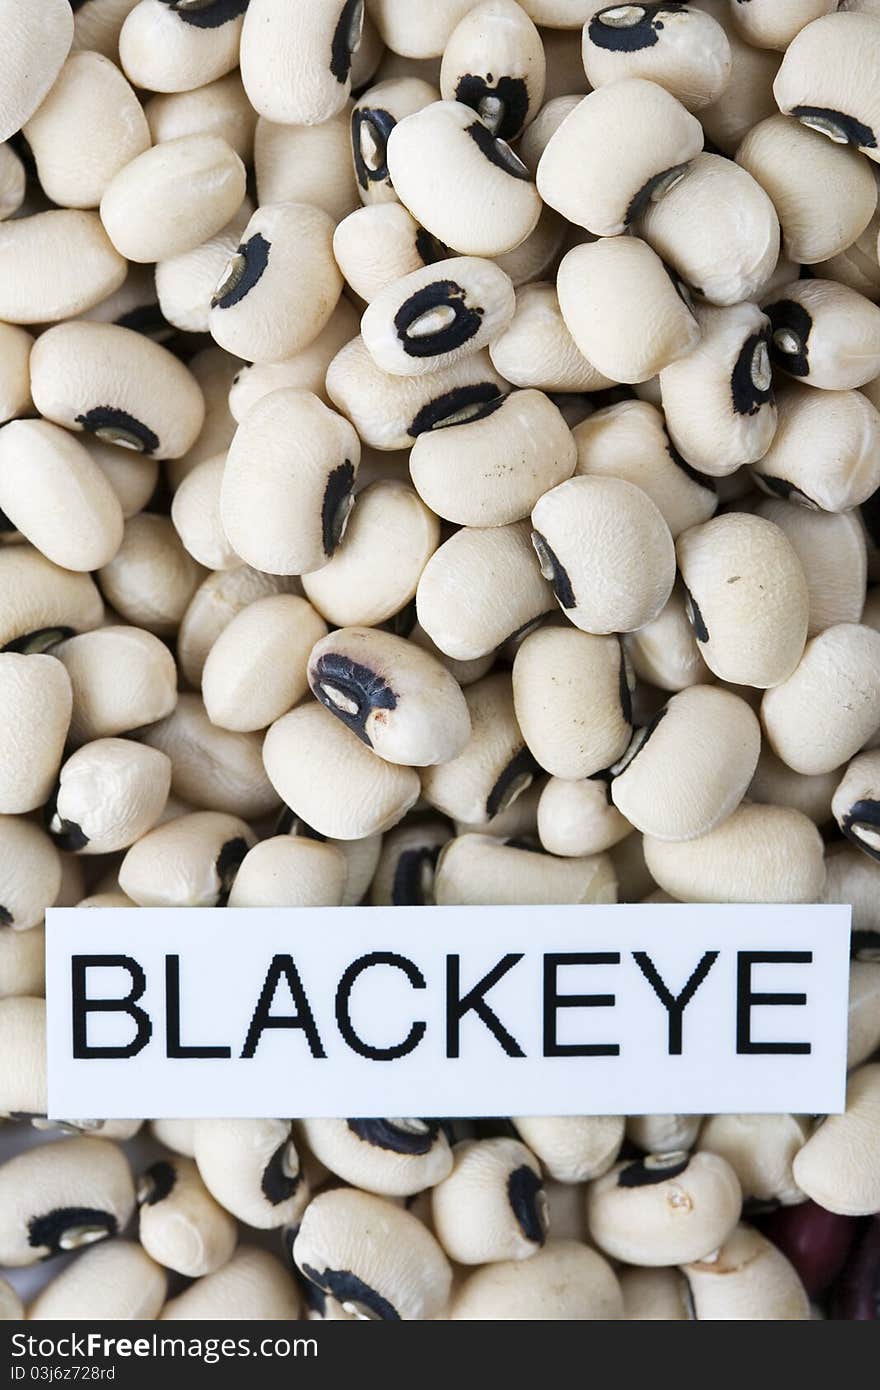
[543,953,620,1057]
[632,950,719,1055]
[446,953,525,1058]
[241,954,326,1059]
[71,955,151,1059]
[165,955,231,1059]
[336,952,426,1060]
[736,951,812,1055]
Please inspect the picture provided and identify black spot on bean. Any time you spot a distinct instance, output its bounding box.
[682,585,709,643]
[321,460,356,557]
[139,1160,177,1206]
[612,706,668,776]
[618,636,633,726]
[665,436,716,492]
[841,800,880,862]
[76,407,159,456]
[756,473,819,509]
[626,163,689,225]
[486,746,540,819]
[465,119,532,180]
[530,529,576,610]
[3,627,75,655]
[346,1119,440,1154]
[0,905,11,927]
[261,1139,301,1206]
[792,106,877,151]
[212,233,271,310]
[415,227,453,267]
[617,1154,689,1188]
[507,1165,547,1244]
[158,0,250,29]
[730,329,774,417]
[215,836,249,907]
[28,1207,117,1256]
[409,383,505,435]
[301,1264,400,1320]
[330,0,364,84]
[45,810,89,853]
[852,929,880,961]
[394,280,484,358]
[391,845,442,905]
[765,299,812,378]
[455,74,529,142]
[589,5,683,54]
[0,506,16,534]
[351,107,396,189]
[311,652,397,746]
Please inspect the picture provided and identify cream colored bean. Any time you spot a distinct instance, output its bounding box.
[0,546,104,653]
[681,1224,810,1320]
[0,1136,134,1267]
[675,513,809,688]
[791,1064,880,1216]
[440,0,545,140]
[573,399,717,534]
[169,345,240,483]
[120,0,247,94]
[0,815,62,931]
[255,107,359,224]
[450,1239,623,1320]
[748,747,839,827]
[210,203,342,364]
[754,499,867,637]
[773,9,880,161]
[489,281,613,392]
[302,480,439,628]
[150,1119,196,1158]
[227,836,346,908]
[697,1114,808,1207]
[146,72,257,164]
[432,1137,547,1264]
[82,437,159,521]
[309,626,470,767]
[228,299,360,419]
[138,1156,237,1278]
[352,77,439,205]
[513,626,633,779]
[31,321,205,460]
[156,198,253,336]
[761,624,880,775]
[643,802,826,903]
[118,811,255,908]
[301,1118,453,1197]
[54,626,176,746]
[98,515,205,636]
[139,692,278,820]
[0,324,32,425]
[0,142,25,220]
[626,1114,702,1153]
[587,1151,741,1266]
[386,100,542,256]
[610,685,761,842]
[0,654,70,815]
[0,210,126,324]
[100,134,246,264]
[263,702,419,840]
[0,0,73,142]
[170,454,237,571]
[203,594,327,733]
[832,750,880,860]
[240,0,363,126]
[698,0,781,155]
[583,4,730,110]
[531,475,676,634]
[23,50,150,209]
[0,420,123,572]
[420,672,533,824]
[176,565,301,688]
[417,520,555,661]
[370,818,453,905]
[48,739,170,855]
[537,79,702,236]
[434,834,617,905]
[511,1115,624,1184]
[0,923,45,999]
[736,115,878,265]
[161,1247,300,1321]
[30,1239,166,1321]
[294,1188,452,1321]
[751,381,880,513]
[0,996,46,1118]
[765,278,880,390]
[659,303,777,476]
[625,584,711,693]
[620,1266,691,1321]
[537,775,633,857]
[557,236,700,384]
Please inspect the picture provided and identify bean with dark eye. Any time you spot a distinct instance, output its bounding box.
[765,278,880,390]
[432,1137,548,1264]
[351,77,438,203]
[774,11,880,162]
[300,1118,452,1197]
[370,818,453,905]
[0,1137,135,1267]
[240,0,362,126]
[193,1119,309,1230]
[137,1156,236,1278]
[587,1151,741,1266]
[440,0,546,141]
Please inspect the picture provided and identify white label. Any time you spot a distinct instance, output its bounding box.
[46,904,851,1119]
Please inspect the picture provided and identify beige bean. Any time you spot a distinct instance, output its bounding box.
[0,210,126,324]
